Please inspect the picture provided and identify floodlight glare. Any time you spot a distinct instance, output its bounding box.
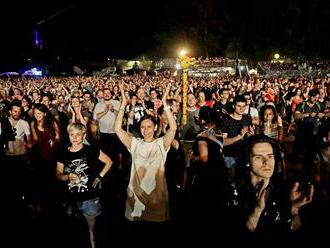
[179,49,187,57]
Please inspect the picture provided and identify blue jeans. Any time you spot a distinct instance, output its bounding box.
[78,197,102,217]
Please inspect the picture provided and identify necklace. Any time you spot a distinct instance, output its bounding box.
[69,145,83,152]
[9,118,18,128]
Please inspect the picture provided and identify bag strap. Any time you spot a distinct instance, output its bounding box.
[301,101,306,112]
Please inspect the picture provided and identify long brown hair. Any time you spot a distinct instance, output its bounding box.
[33,103,57,139]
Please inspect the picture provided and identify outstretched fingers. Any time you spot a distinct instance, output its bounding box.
[291,182,300,194]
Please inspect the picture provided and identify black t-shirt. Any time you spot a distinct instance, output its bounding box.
[192,136,227,190]
[204,87,214,101]
[0,99,10,116]
[22,109,32,123]
[144,100,153,110]
[190,135,228,220]
[213,101,232,115]
[57,145,101,201]
[127,103,145,134]
[219,114,253,157]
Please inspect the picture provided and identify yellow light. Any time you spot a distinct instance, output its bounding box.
[274,53,280,59]
[179,49,187,57]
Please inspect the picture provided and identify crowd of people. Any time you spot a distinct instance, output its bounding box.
[259,59,330,72]
[194,57,236,67]
[259,61,298,71]
[1,70,330,246]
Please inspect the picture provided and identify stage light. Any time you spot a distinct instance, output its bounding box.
[179,49,188,57]
[23,68,42,76]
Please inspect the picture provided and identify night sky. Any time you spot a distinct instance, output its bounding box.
[1,0,329,71]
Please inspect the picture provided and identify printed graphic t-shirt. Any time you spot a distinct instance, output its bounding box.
[57,145,100,201]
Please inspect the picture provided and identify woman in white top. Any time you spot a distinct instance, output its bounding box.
[115,80,177,223]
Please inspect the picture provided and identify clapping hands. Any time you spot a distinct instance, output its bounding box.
[290,182,314,211]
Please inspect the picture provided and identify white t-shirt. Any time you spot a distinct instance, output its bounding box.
[6,119,31,156]
[125,137,170,222]
[244,106,259,119]
[93,100,120,133]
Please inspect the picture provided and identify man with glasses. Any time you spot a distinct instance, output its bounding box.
[214,88,232,117]
[294,89,328,176]
[243,93,259,126]
[149,88,162,117]
[82,91,95,118]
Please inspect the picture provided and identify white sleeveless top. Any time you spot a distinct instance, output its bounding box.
[125,137,170,222]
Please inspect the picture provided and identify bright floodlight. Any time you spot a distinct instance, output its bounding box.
[274,53,280,59]
[179,49,187,57]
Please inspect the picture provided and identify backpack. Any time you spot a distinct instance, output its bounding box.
[301,101,321,113]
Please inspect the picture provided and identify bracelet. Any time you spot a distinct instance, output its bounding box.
[119,107,125,111]
[163,106,171,111]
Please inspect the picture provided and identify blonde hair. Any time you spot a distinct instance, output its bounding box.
[67,122,87,134]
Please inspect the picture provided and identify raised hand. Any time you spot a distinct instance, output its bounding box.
[247,125,255,137]
[118,79,124,91]
[290,182,314,209]
[118,80,127,106]
[77,103,82,113]
[162,83,171,106]
[69,104,75,116]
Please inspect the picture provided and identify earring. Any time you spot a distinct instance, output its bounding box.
[246,163,250,167]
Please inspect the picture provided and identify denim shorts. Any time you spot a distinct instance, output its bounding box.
[78,197,102,217]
